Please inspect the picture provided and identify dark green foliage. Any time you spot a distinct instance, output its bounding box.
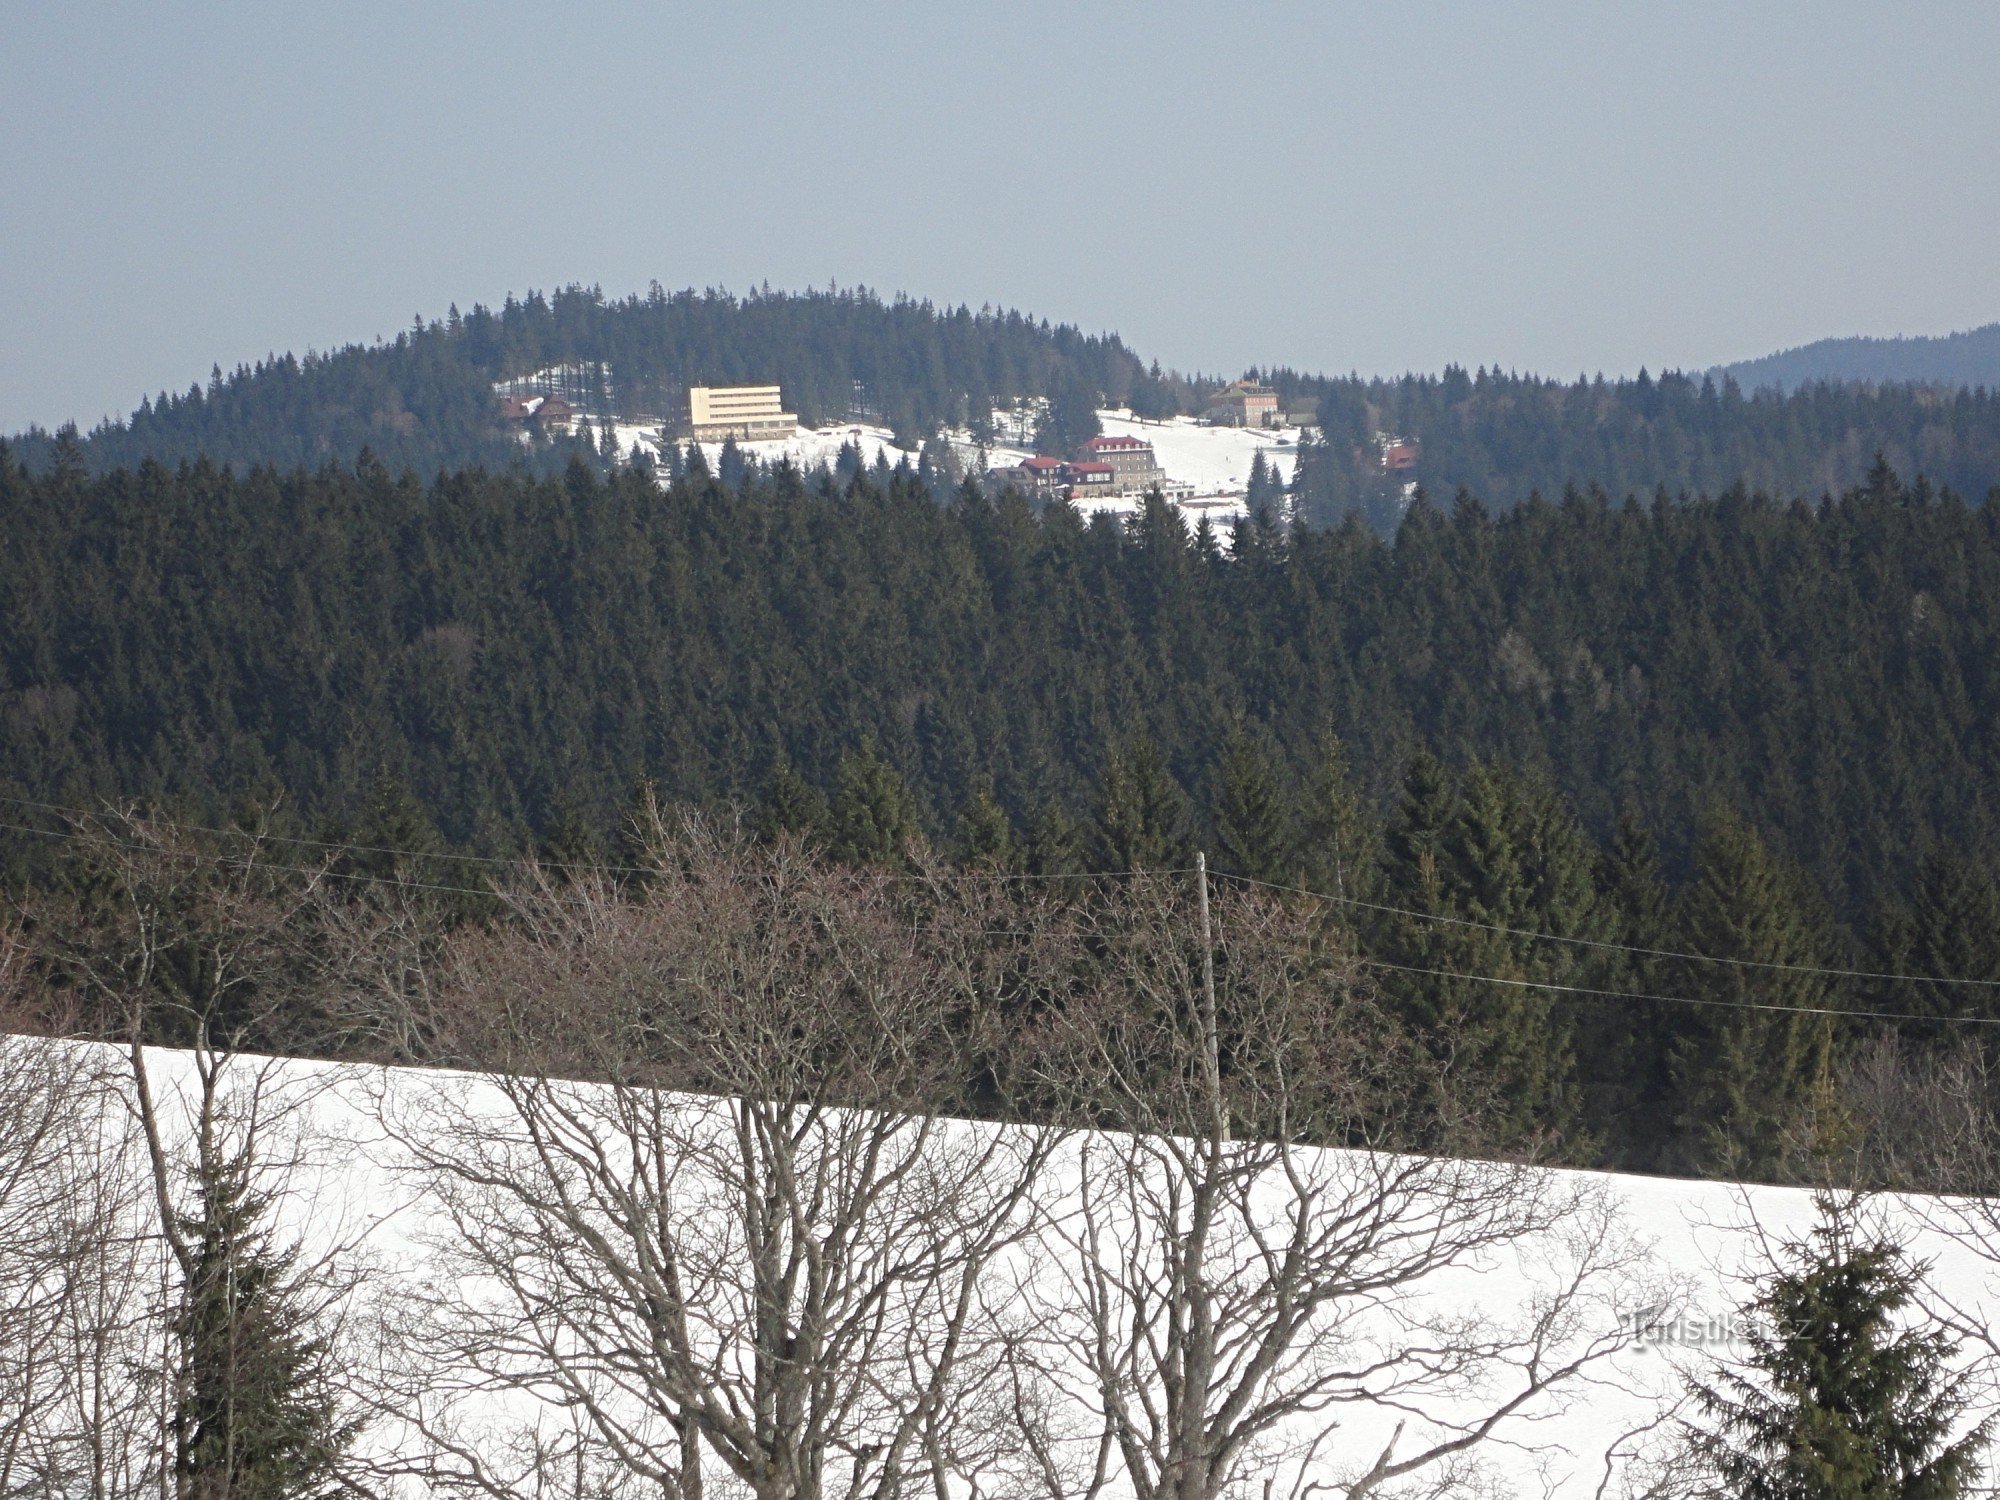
[1689,1195,1989,1500]
[1211,726,1294,885]
[1022,800,1084,878]
[10,445,2000,1172]
[755,758,829,845]
[1296,729,1376,906]
[827,738,919,866]
[174,1152,353,1500]
[1668,815,1838,1177]
[1378,760,1597,1144]
[1094,739,1194,872]
[24,288,2000,528]
[1281,366,2000,529]
[957,776,1017,868]
[13,285,1188,480]
[1870,847,2000,1033]
[1034,373,1103,457]
[1582,806,1678,1156]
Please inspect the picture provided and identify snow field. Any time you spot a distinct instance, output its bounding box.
[38,1043,1997,1500]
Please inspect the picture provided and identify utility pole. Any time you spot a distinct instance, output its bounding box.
[1196,852,1226,1143]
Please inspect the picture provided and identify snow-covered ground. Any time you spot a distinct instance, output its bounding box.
[606,419,921,474]
[607,408,1303,538]
[1096,408,1300,498]
[37,1042,1998,1500]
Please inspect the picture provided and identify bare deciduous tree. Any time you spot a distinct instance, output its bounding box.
[1015,870,1656,1500]
[368,815,1060,1500]
[1837,1034,2000,1414]
[23,809,371,1500]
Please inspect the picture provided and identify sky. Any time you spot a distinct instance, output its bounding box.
[3,1,1997,433]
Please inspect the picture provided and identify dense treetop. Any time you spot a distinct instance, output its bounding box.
[4,444,1998,918]
[10,445,2000,1176]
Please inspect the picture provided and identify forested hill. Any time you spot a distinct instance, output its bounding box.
[1281,366,2000,528]
[7,285,1190,476]
[12,281,2000,516]
[6,445,2000,926]
[14,448,2000,1175]
[1714,322,2000,394]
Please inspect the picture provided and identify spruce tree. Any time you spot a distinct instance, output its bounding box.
[827,737,918,866]
[717,435,747,490]
[1873,847,2000,1031]
[754,756,828,844]
[1210,726,1294,885]
[1296,728,1377,906]
[174,1149,353,1500]
[1669,813,1838,1178]
[1093,738,1193,872]
[1378,751,1455,918]
[1022,799,1083,877]
[1587,805,1677,1161]
[1689,1194,1988,1500]
[957,776,1017,868]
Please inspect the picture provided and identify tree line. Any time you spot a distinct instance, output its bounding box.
[1285,365,2000,530]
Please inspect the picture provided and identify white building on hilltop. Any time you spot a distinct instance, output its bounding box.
[686,385,799,442]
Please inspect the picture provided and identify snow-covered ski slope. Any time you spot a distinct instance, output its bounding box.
[615,410,1301,516]
[55,1043,1998,1500]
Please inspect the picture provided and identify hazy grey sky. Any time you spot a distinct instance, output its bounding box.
[4,1,1996,432]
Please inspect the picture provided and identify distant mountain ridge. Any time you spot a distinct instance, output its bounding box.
[11,286,2000,514]
[1714,322,2000,393]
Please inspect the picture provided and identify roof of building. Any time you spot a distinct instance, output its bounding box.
[1085,435,1152,452]
[1022,456,1066,471]
[1067,461,1114,475]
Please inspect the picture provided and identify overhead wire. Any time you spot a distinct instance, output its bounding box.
[4,798,2000,1027]
[1217,869,2000,991]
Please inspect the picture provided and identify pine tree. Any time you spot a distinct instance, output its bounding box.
[753,756,827,844]
[1431,762,1580,1142]
[1669,813,1838,1178]
[827,737,918,866]
[717,435,747,490]
[1023,798,1083,877]
[1688,1193,1989,1500]
[1378,751,1455,920]
[173,1148,354,1500]
[1210,727,1294,885]
[1296,728,1377,906]
[1586,805,1677,1161]
[1873,847,2000,1032]
[957,776,1017,868]
[1093,738,1193,872]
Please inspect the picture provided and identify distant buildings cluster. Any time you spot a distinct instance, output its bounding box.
[1200,379,1317,430]
[496,394,577,435]
[986,433,1186,504]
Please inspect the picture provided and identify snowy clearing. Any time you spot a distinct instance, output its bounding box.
[32,1041,1997,1500]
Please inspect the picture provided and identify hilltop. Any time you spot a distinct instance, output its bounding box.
[10,285,2000,518]
[1714,321,2000,393]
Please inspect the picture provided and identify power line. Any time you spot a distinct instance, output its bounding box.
[6,810,1999,1031]
[13,791,2000,1014]
[1351,956,2000,1029]
[1219,870,2000,991]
